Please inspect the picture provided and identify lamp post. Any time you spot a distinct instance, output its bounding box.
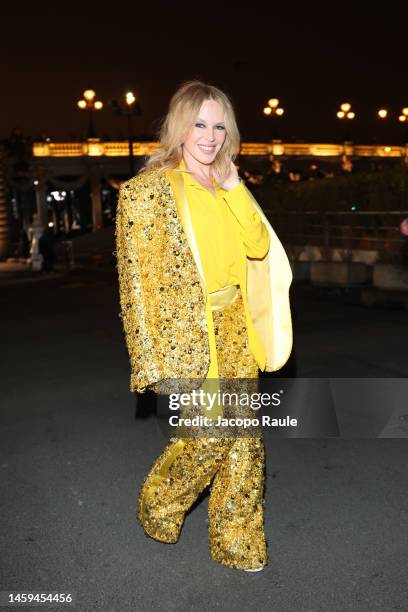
[109,92,142,177]
[263,98,284,140]
[77,89,103,139]
[336,102,355,171]
[397,108,408,206]
[336,102,355,141]
[375,108,388,145]
[398,106,408,146]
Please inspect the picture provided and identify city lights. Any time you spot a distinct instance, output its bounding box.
[263,97,285,139]
[76,89,104,138]
[263,97,285,116]
[337,102,355,120]
[126,91,136,106]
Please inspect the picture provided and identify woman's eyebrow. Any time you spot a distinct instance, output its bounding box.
[197,117,225,125]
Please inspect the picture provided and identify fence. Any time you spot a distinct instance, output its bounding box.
[256,165,408,262]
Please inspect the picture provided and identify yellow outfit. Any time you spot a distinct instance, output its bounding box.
[175,158,270,379]
[179,158,270,292]
[115,161,292,393]
[115,159,293,570]
[136,170,270,569]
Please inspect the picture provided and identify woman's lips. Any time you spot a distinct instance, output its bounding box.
[198,144,216,154]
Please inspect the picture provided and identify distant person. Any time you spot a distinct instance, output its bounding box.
[399,218,408,264]
[39,226,56,272]
[18,228,30,259]
[27,212,45,272]
[399,218,408,238]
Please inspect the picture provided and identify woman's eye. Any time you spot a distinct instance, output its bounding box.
[194,123,225,130]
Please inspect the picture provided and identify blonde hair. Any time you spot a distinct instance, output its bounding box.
[139,79,241,184]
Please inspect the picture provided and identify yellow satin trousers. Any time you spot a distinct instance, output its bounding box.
[137,287,268,570]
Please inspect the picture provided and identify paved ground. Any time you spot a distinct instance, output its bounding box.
[1,264,407,611]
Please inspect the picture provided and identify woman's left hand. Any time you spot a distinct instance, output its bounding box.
[214,160,241,191]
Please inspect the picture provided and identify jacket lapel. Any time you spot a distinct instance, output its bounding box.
[166,168,207,294]
[166,167,220,379]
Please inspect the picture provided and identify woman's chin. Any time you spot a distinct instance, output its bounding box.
[196,152,217,164]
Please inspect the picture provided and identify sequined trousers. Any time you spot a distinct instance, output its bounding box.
[136,287,268,570]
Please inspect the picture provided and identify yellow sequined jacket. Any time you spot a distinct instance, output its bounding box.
[115,165,293,393]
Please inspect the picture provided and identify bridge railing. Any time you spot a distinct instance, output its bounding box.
[255,165,408,260]
[265,209,407,260]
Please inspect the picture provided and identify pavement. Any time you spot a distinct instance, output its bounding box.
[1,261,408,611]
[0,256,112,286]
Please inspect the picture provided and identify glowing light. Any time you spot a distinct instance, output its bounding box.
[384,146,391,153]
[337,111,345,118]
[402,107,408,116]
[94,101,103,110]
[276,108,284,115]
[263,107,272,115]
[84,89,96,101]
[77,100,87,109]
[126,92,136,105]
[399,115,406,122]
[268,98,279,108]
[50,191,67,201]
[340,103,351,112]
[347,112,355,119]
[378,109,387,119]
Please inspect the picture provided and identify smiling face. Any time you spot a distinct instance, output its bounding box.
[182,98,227,167]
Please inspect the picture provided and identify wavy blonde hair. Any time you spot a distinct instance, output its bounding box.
[138,79,241,185]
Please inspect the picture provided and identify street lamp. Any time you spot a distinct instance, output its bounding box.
[336,102,355,171]
[398,106,408,144]
[374,108,389,145]
[336,102,355,127]
[398,107,408,123]
[109,92,142,177]
[263,98,284,139]
[77,89,103,139]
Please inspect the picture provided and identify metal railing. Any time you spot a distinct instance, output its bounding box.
[265,209,408,259]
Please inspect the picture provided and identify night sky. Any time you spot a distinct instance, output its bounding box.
[2,2,406,144]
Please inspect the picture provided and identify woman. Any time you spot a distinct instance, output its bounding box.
[115,80,293,571]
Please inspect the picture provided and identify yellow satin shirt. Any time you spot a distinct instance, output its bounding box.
[178,158,270,369]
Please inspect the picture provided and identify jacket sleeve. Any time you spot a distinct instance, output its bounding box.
[223,182,270,259]
[114,182,157,393]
